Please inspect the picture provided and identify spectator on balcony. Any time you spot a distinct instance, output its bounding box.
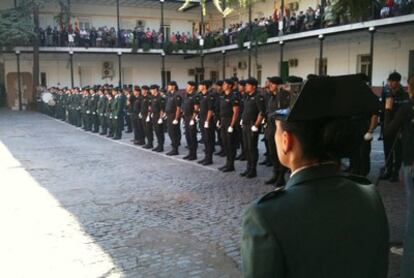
[170,32,177,44]
[323,1,336,27]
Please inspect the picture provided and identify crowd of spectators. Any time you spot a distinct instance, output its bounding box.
[39,0,413,50]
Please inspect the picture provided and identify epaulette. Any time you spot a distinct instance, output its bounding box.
[341,174,372,185]
[257,186,285,204]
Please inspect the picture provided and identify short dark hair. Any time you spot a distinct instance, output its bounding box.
[280,117,361,162]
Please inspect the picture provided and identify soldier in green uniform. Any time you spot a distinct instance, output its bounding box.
[89,88,99,133]
[97,89,108,135]
[106,90,115,138]
[81,88,89,130]
[241,75,389,278]
[112,88,124,140]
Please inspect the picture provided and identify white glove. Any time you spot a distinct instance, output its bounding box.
[86,110,90,114]
[163,114,167,120]
[251,125,259,132]
[204,121,209,129]
[216,121,221,129]
[146,115,150,122]
[138,113,142,119]
[364,132,374,141]
[227,126,234,133]
[114,116,118,120]
[240,119,243,126]
[157,118,163,124]
[189,119,195,126]
[172,119,179,125]
[261,118,265,125]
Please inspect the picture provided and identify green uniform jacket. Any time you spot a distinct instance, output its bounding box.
[97,95,107,116]
[241,164,389,278]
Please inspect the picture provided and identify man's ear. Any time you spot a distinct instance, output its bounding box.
[282,130,293,155]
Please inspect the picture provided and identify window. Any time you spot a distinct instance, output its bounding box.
[315,58,327,75]
[195,68,204,83]
[78,18,91,30]
[41,72,47,87]
[210,71,218,83]
[357,54,371,76]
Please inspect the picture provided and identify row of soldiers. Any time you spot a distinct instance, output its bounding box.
[50,76,304,187]
[48,73,384,186]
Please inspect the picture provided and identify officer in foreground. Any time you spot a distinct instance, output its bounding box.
[241,75,389,278]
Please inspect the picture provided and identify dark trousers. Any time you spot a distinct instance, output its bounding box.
[221,117,236,167]
[113,116,122,138]
[153,117,164,148]
[75,110,81,127]
[125,113,132,131]
[184,116,198,157]
[85,112,92,131]
[214,117,223,149]
[100,114,107,135]
[243,123,259,172]
[236,122,245,156]
[108,116,114,136]
[350,140,372,176]
[200,119,214,162]
[267,126,287,178]
[384,134,403,175]
[143,116,153,146]
[132,115,145,143]
[167,114,181,150]
[92,113,99,132]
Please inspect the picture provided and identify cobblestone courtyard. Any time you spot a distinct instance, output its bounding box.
[0,110,406,277]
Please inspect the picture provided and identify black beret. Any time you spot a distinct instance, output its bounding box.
[141,85,150,90]
[245,77,258,86]
[239,80,246,86]
[199,80,212,87]
[273,74,380,122]
[287,76,303,83]
[388,72,401,82]
[150,84,159,90]
[187,81,197,87]
[223,78,234,86]
[215,80,223,86]
[168,81,178,87]
[267,76,283,85]
[231,76,239,82]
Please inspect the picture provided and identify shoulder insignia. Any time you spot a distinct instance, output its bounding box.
[257,186,285,204]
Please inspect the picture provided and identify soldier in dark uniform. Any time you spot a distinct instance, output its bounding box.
[131,86,145,145]
[90,88,100,133]
[384,74,414,278]
[213,80,225,157]
[182,81,199,160]
[380,72,410,182]
[197,80,216,165]
[240,78,265,178]
[150,85,165,152]
[74,88,82,127]
[165,81,182,156]
[259,79,272,166]
[97,89,108,135]
[125,88,134,134]
[264,76,290,187]
[217,79,240,172]
[242,75,389,278]
[141,86,153,149]
[235,80,247,161]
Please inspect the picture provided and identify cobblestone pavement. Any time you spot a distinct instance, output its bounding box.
[0,110,406,277]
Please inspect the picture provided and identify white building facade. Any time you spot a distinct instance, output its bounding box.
[0,0,413,109]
